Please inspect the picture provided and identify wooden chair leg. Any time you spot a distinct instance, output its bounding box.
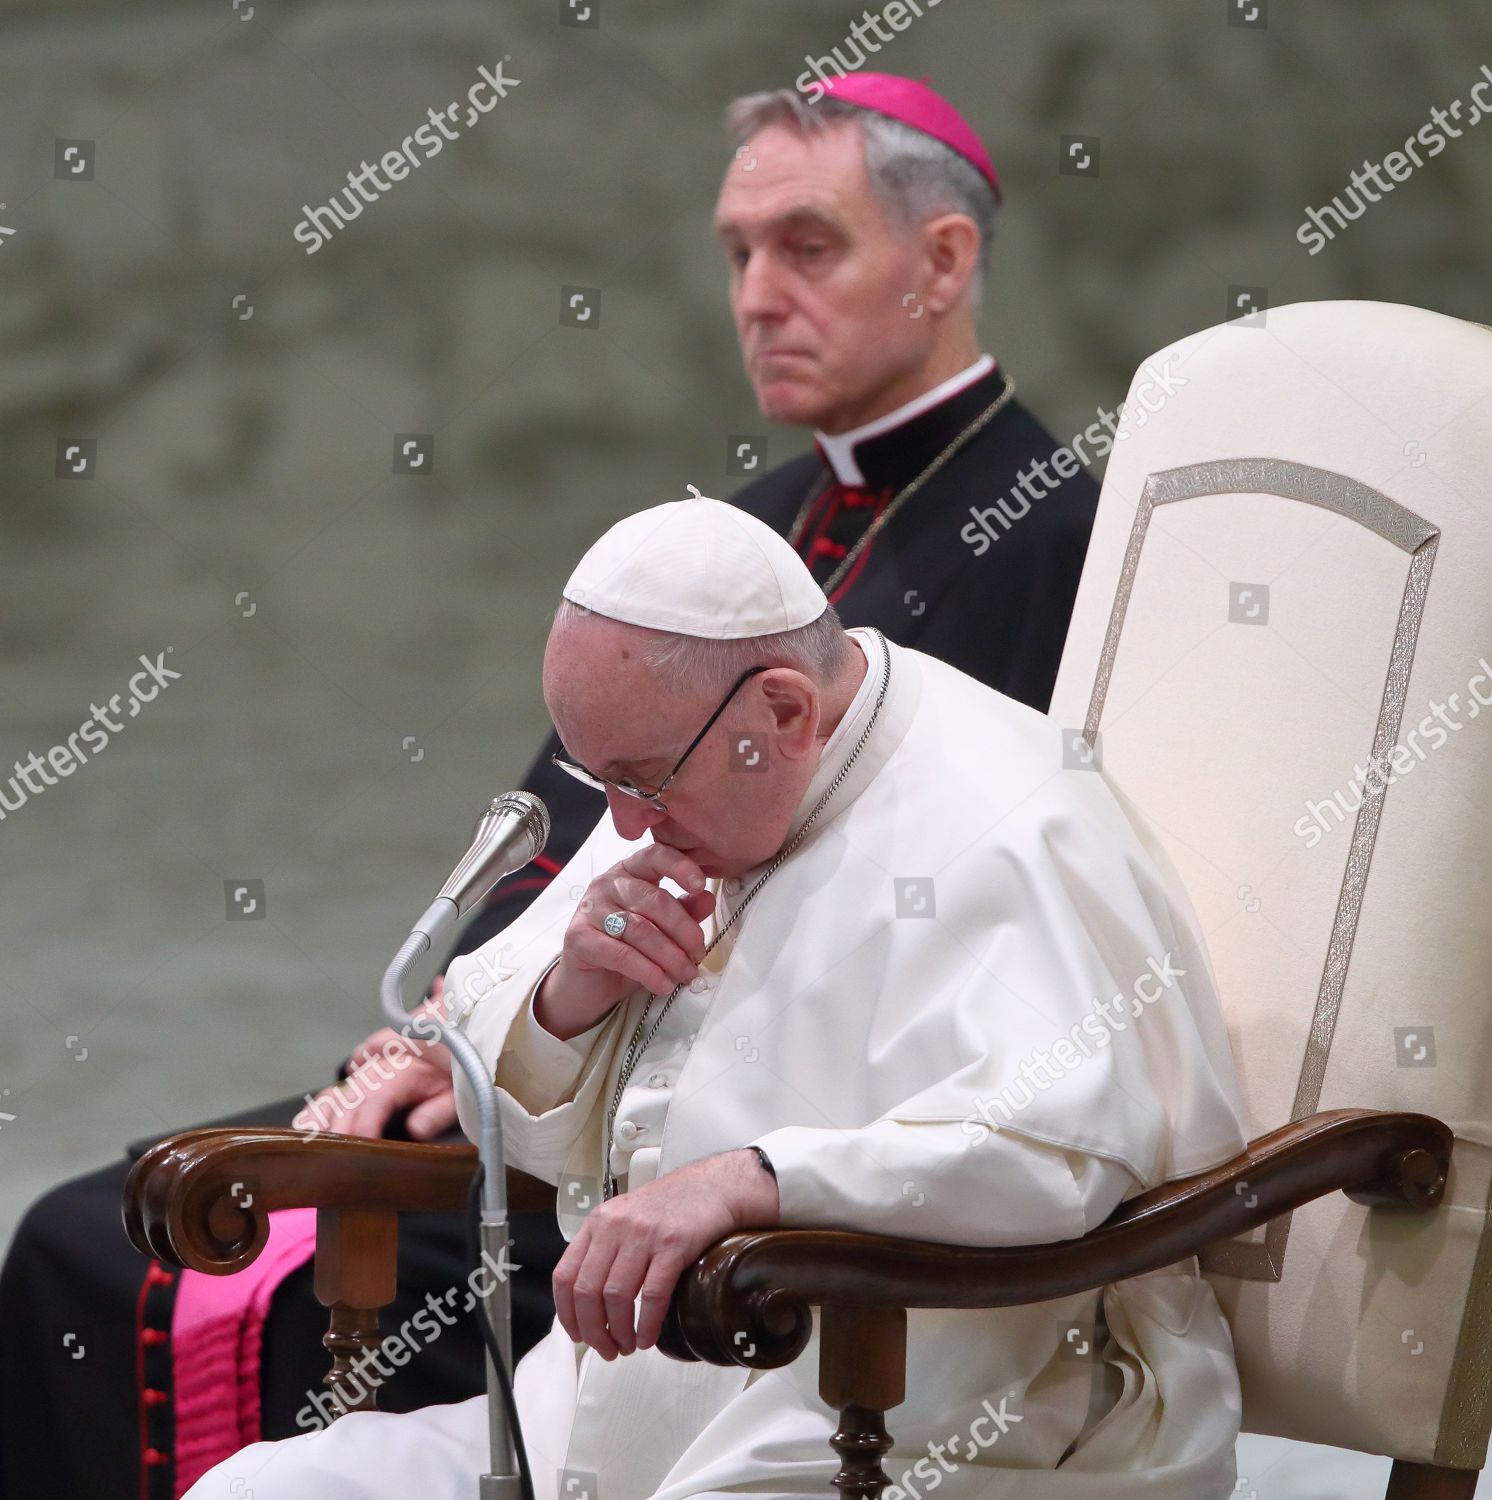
[819,1303,907,1500]
[1385,1460,1482,1499]
[313,1208,398,1418]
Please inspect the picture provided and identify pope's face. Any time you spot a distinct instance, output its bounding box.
[543,614,824,879]
[713,121,939,434]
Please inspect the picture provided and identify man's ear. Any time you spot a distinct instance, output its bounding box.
[918,211,980,317]
[759,670,818,759]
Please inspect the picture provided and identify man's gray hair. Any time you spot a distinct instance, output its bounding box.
[724,89,999,314]
[553,597,852,698]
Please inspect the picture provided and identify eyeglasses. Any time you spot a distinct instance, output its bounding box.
[550,665,768,811]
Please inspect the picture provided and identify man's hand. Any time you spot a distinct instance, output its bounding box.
[552,1149,779,1360]
[539,844,716,1040]
[293,975,457,1140]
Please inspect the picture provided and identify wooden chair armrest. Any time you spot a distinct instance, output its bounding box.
[122,1125,556,1275]
[658,1107,1452,1369]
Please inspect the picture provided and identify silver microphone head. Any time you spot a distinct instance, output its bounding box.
[437,791,551,917]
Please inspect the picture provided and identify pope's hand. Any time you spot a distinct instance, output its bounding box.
[552,1148,779,1360]
[539,843,717,1038]
[293,976,457,1140]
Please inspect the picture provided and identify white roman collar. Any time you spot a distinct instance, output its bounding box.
[813,353,996,487]
[730,627,916,889]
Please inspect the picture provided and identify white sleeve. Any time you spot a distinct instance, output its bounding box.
[447,944,629,1185]
[500,966,614,1114]
[747,1116,1140,1246]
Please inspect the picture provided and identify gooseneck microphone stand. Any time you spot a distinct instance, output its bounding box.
[379,791,550,1500]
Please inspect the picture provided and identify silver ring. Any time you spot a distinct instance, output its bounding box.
[602,911,628,938]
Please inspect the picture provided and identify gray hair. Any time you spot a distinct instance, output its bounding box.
[724,88,999,314]
[553,596,851,698]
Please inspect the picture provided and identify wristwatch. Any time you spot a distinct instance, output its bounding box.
[747,1144,776,1180]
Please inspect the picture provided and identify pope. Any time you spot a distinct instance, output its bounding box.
[187,493,1251,1499]
[0,71,1105,1499]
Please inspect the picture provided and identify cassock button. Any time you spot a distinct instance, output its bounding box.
[647,1072,668,1087]
[617,1119,640,1141]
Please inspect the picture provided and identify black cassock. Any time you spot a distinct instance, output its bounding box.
[0,361,1096,1499]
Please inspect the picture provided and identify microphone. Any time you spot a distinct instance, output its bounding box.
[380,787,551,1035]
[436,791,552,921]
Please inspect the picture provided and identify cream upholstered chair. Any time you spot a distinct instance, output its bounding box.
[1046,300,1492,1491]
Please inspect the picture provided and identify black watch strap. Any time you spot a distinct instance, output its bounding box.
[748,1144,777,1179]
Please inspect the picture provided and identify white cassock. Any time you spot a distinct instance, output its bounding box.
[186,626,1250,1500]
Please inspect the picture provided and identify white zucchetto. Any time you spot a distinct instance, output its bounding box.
[561,488,830,640]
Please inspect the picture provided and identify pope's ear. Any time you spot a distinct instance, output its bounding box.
[759,670,819,757]
[918,210,980,316]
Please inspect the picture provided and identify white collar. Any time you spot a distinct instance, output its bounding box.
[815,627,876,767]
[720,627,918,893]
[772,627,884,860]
[813,353,996,487]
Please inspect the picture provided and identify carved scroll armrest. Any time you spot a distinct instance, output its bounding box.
[660,1107,1452,1370]
[123,1125,556,1275]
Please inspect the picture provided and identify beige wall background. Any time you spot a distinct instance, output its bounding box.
[0,0,1487,1248]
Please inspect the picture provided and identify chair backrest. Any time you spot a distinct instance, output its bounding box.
[1047,301,1492,1470]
